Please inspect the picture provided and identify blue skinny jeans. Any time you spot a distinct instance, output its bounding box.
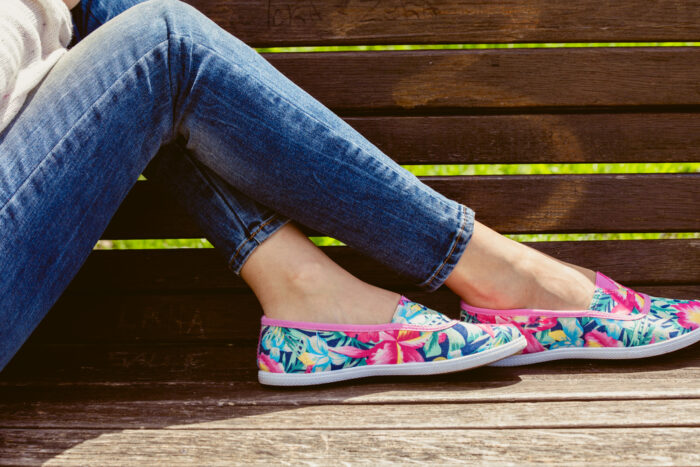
[0,0,475,371]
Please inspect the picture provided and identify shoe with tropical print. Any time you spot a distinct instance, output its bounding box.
[257,295,526,386]
[460,271,700,366]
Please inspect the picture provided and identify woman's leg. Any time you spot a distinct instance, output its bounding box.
[65,0,426,324]
[79,0,596,317]
[0,0,471,371]
[72,0,597,316]
[0,0,586,373]
[143,140,402,325]
[62,0,474,293]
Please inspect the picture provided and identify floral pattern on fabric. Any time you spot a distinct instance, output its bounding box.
[461,272,700,354]
[258,296,519,374]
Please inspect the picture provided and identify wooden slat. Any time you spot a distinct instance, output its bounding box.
[71,241,700,292]
[2,341,698,383]
[3,360,699,402]
[30,285,700,345]
[105,175,700,238]
[1,399,698,430]
[343,113,700,164]
[3,428,699,464]
[183,0,700,46]
[259,48,700,111]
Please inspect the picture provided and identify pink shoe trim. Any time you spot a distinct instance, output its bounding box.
[260,316,456,332]
[460,271,650,321]
[460,302,646,321]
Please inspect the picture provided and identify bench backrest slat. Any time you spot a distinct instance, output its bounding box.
[186,0,700,46]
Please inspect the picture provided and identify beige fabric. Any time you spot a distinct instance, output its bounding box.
[0,0,73,134]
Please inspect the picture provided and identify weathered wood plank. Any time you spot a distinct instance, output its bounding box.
[1,399,698,429]
[3,428,699,465]
[3,362,699,402]
[259,48,700,111]
[106,175,700,238]
[70,241,700,292]
[1,342,697,383]
[343,113,700,164]
[182,0,700,46]
[30,285,700,344]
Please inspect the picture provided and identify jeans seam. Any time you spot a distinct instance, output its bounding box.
[178,146,254,240]
[0,39,171,216]
[419,204,468,289]
[227,214,279,269]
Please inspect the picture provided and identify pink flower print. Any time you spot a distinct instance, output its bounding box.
[336,330,429,364]
[521,329,546,354]
[675,301,700,330]
[366,330,429,364]
[465,312,497,324]
[473,323,496,338]
[258,353,284,373]
[502,320,545,354]
[345,331,381,343]
[584,329,623,348]
[528,316,558,332]
[608,282,644,315]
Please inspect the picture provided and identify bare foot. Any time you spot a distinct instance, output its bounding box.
[445,221,597,311]
[241,222,401,324]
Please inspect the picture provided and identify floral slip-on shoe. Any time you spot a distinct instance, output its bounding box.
[460,271,700,367]
[257,295,526,386]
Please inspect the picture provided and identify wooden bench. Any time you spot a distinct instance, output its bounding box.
[2,0,699,464]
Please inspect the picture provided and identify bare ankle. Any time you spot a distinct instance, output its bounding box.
[446,221,595,311]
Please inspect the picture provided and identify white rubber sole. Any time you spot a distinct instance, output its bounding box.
[490,327,700,367]
[258,336,527,387]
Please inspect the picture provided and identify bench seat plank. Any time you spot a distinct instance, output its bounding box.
[1,399,698,430]
[1,342,697,383]
[3,361,699,402]
[3,427,699,465]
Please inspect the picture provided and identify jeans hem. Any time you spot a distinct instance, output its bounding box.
[417,204,475,292]
[227,214,292,275]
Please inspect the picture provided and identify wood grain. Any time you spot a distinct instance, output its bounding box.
[182,0,700,46]
[2,428,699,465]
[342,113,700,164]
[259,48,700,111]
[105,175,700,238]
[1,399,698,429]
[68,240,700,293]
[3,361,700,403]
[2,341,698,383]
[29,285,700,345]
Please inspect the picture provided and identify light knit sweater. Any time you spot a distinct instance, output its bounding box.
[0,0,73,134]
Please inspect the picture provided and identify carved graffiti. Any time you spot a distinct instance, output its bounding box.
[353,0,439,22]
[267,0,322,27]
[266,0,439,28]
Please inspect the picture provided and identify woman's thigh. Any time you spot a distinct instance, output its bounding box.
[0,0,178,370]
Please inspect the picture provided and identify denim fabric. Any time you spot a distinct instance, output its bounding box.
[0,0,475,371]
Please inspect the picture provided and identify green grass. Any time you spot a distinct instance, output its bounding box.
[404,163,699,177]
[255,42,700,53]
[99,42,699,251]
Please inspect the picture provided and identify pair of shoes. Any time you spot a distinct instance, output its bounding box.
[460,271,700,366]
[257,296,527,386]
[256,273,700,385]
